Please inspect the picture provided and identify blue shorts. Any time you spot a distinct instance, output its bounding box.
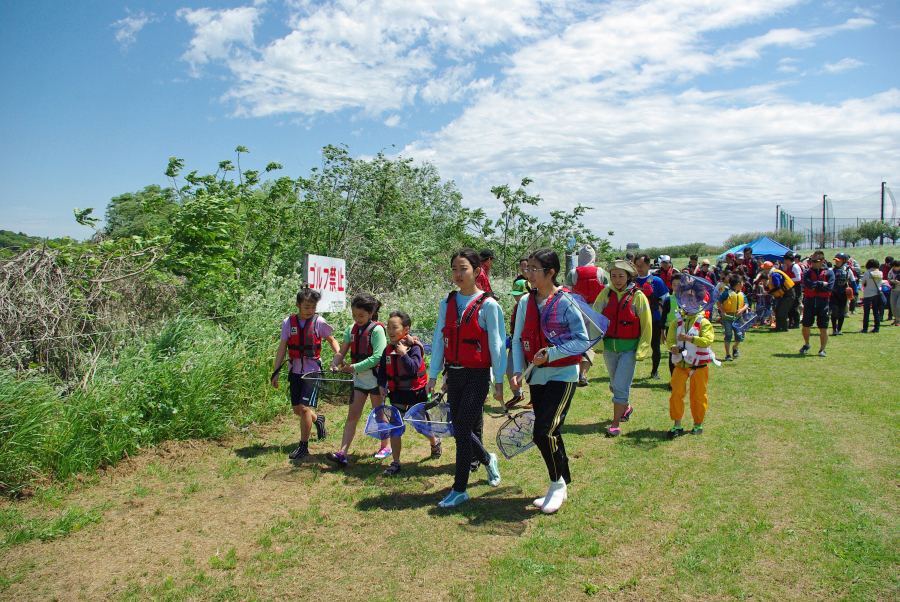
[722,319,744,343]
[288,371,319,408]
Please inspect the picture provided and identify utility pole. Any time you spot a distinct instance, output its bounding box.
[881,182,886,245]
[776,205,780,231]
[822,194,827,249]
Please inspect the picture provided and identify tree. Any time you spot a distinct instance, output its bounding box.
[884,222,900,245]
[104,185,179,239]
[490,178,542,268]
[770,230,804,250]
[838,226,862,247]
[813,231,834,249]
[857,220,889,246]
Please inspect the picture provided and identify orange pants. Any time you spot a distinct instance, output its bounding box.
[669,365,708,424]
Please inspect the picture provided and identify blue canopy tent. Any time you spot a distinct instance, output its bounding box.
[716,236,793,263]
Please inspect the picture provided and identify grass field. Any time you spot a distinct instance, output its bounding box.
[1,311,898,601]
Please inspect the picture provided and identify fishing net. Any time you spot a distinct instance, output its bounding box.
[523,290,608,380]
[542,290,608,355]
[402,393,454,437]
[300,371,354,405]
[735,313,758,333]
[675,274,717,315]
[495,410,536,459]
[364,404,406,439]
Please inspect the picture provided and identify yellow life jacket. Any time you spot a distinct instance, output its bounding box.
[768,268,795,298]
[721,288,745,318]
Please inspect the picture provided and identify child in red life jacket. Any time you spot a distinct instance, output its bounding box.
[428,248,506,508]
[375,311,441,475]
[271,288,341,461]
[325,293,388,468]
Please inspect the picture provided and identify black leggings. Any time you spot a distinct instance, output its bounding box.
[650,320,663,374]
[446,367,491,492]
[529,380,576,484]
[830,296,847,332]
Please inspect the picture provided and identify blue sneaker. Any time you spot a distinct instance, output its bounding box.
[486,452,501,486]
[438,490,470,508]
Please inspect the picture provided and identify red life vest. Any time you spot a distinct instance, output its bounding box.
[637,277,661,312]
[573,266,601,304]
[520,290,582,367]
[600,287,641,340]
[442,291,494,369]
[657,266,675,292]
[350,320,385,363]
[287,314,321,360]
[384,338,428,392]
[803,268,832,299]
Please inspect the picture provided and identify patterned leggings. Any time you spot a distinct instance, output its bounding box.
[446,367,491,492]
[529,380,576,484]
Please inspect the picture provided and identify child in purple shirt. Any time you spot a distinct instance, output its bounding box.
[271,288,340,460]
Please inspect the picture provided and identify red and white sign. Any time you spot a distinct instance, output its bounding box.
[303,254,346,312]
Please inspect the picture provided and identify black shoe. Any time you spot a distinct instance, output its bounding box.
[469,459,481,473]
[288,441,308,460]
[667,427,685,440]
[315,414,327,440]
[620,405,634,422]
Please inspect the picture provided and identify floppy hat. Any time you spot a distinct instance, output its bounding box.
[607,259,637,277]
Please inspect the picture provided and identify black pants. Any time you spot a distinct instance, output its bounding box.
[788,291,801,328]
[446,367,491,492]
[529,380,576,484]
[862,295,885,332]
[830,295,847,332]
[774,289,795,331]
[650,320,663,375]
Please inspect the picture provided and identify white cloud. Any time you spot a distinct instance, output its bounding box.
[824,57,864,72]
[177,6,262,74]
[174,0,898,246]
[111,10,155,49]
[180,0,550,116]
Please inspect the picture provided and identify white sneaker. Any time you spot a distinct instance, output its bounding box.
[533,487,569,509]
[541,478,568,514]
[486,453,501,486]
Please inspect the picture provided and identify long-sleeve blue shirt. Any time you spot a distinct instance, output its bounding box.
[429,292,507,384]
[510,291,588,385]
[634,274,670,322]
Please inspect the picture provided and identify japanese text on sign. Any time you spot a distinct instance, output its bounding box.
[302,254,347,312]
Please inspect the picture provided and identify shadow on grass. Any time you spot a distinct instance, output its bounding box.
[233,443,294,459]
[770,353,810,358]
[632,380,671,390]
[355,486,535,535]
[562,421,608,435]
[620,427,670,449]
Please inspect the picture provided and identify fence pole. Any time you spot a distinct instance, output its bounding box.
[881,182,886,245]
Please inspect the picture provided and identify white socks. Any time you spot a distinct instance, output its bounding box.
[533,477,567,513]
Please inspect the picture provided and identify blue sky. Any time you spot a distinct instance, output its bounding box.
[2,0,899,248]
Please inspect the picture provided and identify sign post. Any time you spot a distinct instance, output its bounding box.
[302,254,347,313]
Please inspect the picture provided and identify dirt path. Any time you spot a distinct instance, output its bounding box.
[1,412,538,601]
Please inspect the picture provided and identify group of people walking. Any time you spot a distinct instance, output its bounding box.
[270,244,897,515]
